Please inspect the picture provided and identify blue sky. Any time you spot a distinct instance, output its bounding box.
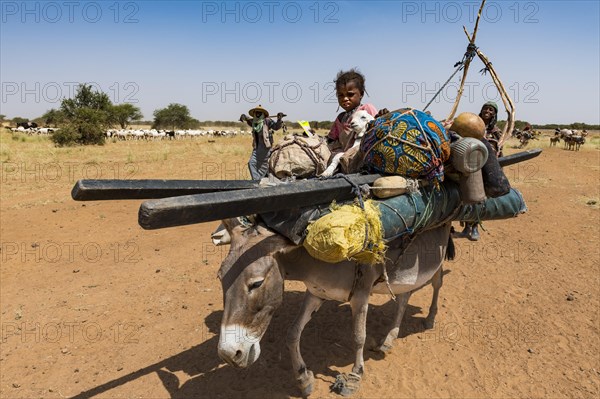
[1,0,599,124]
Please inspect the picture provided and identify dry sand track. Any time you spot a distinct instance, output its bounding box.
[1,133,598,398]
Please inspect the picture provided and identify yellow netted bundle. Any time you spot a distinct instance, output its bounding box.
[304,200,386,265]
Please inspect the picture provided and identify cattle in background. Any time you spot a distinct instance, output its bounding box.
[16,121,38,129]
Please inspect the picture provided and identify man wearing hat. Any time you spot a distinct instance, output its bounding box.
[240,105,285,180]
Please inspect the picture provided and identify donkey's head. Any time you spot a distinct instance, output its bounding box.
[216,217,291,368]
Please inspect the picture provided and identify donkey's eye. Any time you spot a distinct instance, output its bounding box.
[248,280,264,291]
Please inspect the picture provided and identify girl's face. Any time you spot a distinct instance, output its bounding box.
[337,81,363,112]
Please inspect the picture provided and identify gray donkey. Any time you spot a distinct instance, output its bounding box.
[216,217,451,396]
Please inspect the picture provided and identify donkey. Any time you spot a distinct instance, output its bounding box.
[216,217,452,396]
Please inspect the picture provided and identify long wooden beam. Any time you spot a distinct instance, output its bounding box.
[71,179,260,200]
[138,174,380,229]
[137,149,542,229]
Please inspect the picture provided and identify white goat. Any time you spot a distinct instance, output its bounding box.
[321,110,374,177]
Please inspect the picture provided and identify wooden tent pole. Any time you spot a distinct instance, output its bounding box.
[446,0,486,121]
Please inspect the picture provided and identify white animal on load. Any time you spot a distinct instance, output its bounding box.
[321,110,374,177]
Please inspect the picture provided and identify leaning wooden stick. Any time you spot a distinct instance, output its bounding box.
[478,50,516,148]
[446,0,486,121]
[463,28,516,149]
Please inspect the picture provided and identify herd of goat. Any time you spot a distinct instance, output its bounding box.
[4,122,590,151]
[508,127,588,151]
[105,128,247,140]
[549,128,588,151]
[6,124,249,140]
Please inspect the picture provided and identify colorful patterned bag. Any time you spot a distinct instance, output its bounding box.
[360,108,451,186]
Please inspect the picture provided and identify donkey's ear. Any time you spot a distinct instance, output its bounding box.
[221,218,240,233]
[222,216,257,232]
[217,217,259,244]
[211,222,231,246]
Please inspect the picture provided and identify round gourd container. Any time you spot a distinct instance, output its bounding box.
[450,112,485,139]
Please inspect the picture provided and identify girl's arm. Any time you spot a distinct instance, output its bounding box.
[359,103,378,117]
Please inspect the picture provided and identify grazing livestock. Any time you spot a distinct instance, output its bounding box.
[103,128,240,141]
[572,135,585,151]
[559,129,573,149]
[216,217,452,396]
[16,121,38,129]
[9,125,55,135]
[559,129,586,151]
[518,131,533,148]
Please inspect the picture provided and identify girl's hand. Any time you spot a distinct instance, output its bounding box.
[375,108,389,118]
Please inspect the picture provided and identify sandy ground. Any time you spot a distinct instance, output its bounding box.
[1,133,598,398]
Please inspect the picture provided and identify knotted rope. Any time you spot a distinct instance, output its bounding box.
[423,42,478,112]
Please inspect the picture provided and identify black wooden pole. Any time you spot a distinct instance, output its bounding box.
[71,179,259,200]
[70,149,541,201]
[138,174,380,229]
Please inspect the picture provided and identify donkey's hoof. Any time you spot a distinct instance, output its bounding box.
[297,370,314,397]
[423,317,436,330]
[330,372,362,396]
[375,340,394,353]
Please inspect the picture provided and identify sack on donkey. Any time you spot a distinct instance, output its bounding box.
[360,108,451,186]
[269,134,331,179]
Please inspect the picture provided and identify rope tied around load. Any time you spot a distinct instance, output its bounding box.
[307,174,386,266]
[317,173,395,301]
[424,42,478,111]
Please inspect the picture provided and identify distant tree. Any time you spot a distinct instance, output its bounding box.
[187,118,201,129]
[0,114,5,124]
[569,122,588,130]
[41,109,64,127]
[319,121,333,130]
[51,84,113,146]
[111,103,143,129]
[533,122,599,130]
[11,117,28,125]
[497,120,531,131]
[152,103,197,130]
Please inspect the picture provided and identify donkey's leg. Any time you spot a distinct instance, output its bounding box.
[331,290,370,396]
[424,266,443,329]
[286,291,324,397]
[350,291,369,377]
[376,292,412,353]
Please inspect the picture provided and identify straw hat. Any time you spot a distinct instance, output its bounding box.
[248,105,269,118]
